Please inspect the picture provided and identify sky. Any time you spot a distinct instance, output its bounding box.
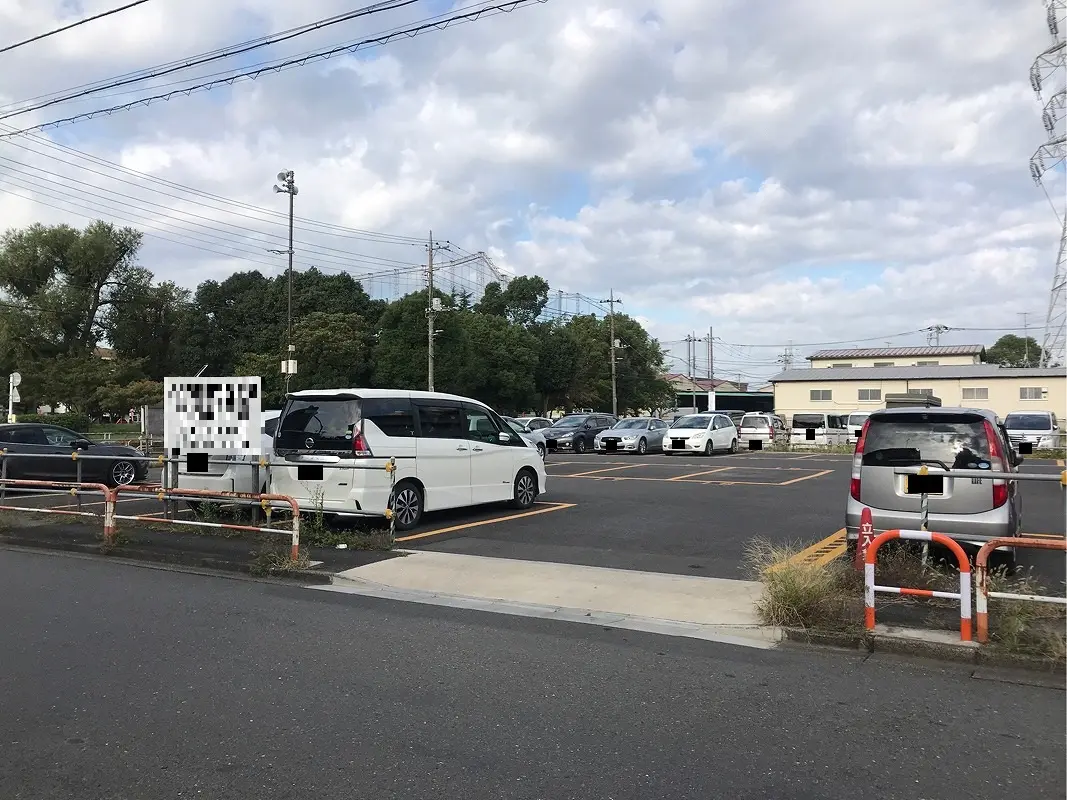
[0,0,1063,387]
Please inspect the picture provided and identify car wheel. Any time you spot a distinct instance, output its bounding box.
[704,440,714,456]
[637,437,647,455]
[109,459,137,487]
[575,437,587,454]
[729,438,738,454]
[510,468,538,510]
[536,442,546,459]
[389,480,423,532]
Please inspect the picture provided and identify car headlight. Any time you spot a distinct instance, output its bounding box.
[621,435,636,441]
[558,432,573,439]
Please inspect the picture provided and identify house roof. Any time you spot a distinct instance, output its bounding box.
[770,365,1064,382]
[807,345,985,360]
[663,373,743,391]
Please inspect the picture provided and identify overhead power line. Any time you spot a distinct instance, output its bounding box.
[0,0,420,121]
[0,0,154,55]
[0,0,549,137]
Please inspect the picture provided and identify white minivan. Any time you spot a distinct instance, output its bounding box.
[270,389,548,531]
[789,412,847,447]
[845,411,871,445]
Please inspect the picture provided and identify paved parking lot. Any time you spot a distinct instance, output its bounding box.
[3,453,1063,586]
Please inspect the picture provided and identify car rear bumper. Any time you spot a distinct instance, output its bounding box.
[845,498,1019,546]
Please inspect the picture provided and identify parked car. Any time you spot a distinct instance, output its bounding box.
[594,417,669,454]
[845,407,1022,549]
[789,413,848,447]
[179,409,282,507]
[0,423,148,486]
[1003,410,1061,453]
[270,389,547,531]
[503,416,546,459]
[737,413,785,449]
[845,411,871,445]
[542,413,616,454]
[512,416,553,432]
[663,413,739,455]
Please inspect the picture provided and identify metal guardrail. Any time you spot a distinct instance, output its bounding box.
[975,537,1067,644]
[864,529,973,642]
[894,465,1067,484]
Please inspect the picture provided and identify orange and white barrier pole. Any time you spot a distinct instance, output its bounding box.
[864,529,972,642]
[975,536,1067,644]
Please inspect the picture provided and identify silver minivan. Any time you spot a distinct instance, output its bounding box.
[845,407,1022,548]
[1004,410,1061,453]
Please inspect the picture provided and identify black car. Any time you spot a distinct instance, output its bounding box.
[542,414,617,454]
[0,423,148,486]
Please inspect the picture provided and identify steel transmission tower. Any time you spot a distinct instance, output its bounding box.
[1030,0,1067,366]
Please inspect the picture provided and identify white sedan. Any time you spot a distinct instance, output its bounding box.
[663,413,739,456]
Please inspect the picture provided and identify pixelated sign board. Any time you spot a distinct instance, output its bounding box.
[164,377,262,458]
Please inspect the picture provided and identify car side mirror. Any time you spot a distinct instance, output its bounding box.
[1010,448,1023,466]
[73,438,91,450]
[498,431,512,443]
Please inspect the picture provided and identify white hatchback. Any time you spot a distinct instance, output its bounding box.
[663,413,739,455]
[269,389,548,531]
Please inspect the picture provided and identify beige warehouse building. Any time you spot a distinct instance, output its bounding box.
[770,358,1065,425]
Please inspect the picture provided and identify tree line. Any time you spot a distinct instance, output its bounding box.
[0,221,675,421]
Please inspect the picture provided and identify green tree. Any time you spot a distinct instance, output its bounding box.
[96,379,164,415]
[371,290,469,391]
[103,277,191,380]
[22,354,146,417]
[0,220,145,357]
[452,312,539,411]
[474,276,550,326]
[531,321,579,413]
[985,335,1041,368]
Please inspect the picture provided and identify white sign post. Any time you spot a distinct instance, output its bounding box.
[8,371,21,423]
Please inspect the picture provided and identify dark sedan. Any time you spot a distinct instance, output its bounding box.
[0,423,149,486]
[542,413,617,454]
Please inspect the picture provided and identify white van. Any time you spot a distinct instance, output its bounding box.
[270,389,548,531]
[1003,410,1061,453]
[789,412,847,447]
[845,411,871,445]
[179,409,282,504]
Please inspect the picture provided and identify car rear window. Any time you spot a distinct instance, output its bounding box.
[740,415,769,428]
[792,414,826,428]
[862,413,991,469]
[847,413,869,428]
[1003,413,1053,431]
[276,396,361,451]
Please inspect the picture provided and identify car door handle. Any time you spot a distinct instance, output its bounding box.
[472,446,484,452]
[456,445,469,451]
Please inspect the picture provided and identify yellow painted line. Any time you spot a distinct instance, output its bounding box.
[1058,459,1065,467]
[395,501,575,542]
[667,467,734,481]
[775,469,835,486]
[774,528,848,570]
[568,464,648,477]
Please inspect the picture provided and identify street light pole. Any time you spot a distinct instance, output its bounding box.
[272,171,299,387]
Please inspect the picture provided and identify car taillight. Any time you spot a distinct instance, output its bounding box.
[850,419,870,501]
[352,429,373,458]
[983,420,1008,508]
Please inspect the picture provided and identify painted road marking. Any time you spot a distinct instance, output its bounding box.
[47,496,160,510]
[568,464,648,477]
[667,467,734,481]
[777,529,847,570]
[775,469,835,486]
[395,501,575,543]
[549,473,828,487]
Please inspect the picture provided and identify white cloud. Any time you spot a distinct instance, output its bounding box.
[0,0,1061,378]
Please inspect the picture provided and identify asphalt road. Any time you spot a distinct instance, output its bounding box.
[1,549,1063,800]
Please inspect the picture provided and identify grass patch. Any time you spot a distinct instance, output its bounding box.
[745,537,1066,660]
[249,546,312,577]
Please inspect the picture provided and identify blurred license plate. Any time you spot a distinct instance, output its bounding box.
[906,475,943,495]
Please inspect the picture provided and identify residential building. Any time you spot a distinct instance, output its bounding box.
[662,373,775,413]
[770,365,1065,425]
[806,345,985,369]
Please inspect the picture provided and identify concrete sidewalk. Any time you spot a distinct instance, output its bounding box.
[318,550,779,648]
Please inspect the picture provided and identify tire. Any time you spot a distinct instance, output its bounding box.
[575,437,587,454]
[389,480,423,531]
[637,437,647,455]
[536,442,546,459]
[704,440,714,456]
[109,459,137,487]
[511,468,538,510]
[729,438,738,454]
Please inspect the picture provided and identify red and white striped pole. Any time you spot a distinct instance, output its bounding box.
[102,487,117,545]
[853,506,874,571]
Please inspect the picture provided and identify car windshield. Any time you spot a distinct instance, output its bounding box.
[740,415,768,428]
[505,419,525,435]
[672,415,711,429]
[862,413,991,469]
[552,416,587,428]
[793,414,827,428]
[1004,414,1053,431]
[613,419,647,429]
[848,413,869,428]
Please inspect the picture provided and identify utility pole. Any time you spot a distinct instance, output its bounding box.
[425,231,450,391]
[600,290,623,416]
[1019,312,1031,365]
[272,170,298,387]
[706,327,715,411]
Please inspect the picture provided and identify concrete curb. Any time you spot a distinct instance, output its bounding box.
[319,575,783,649]
[782,627,1067,673]
[0,534,334,585]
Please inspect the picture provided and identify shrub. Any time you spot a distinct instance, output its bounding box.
[13,412,93,432]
